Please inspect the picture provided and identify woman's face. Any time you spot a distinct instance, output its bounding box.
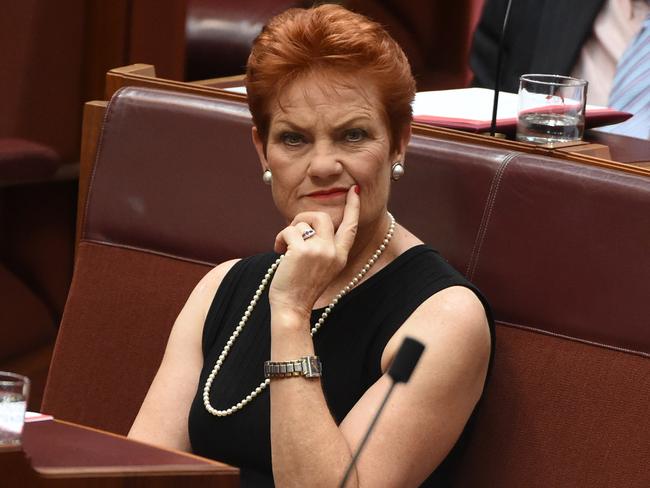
[253,72,407,230]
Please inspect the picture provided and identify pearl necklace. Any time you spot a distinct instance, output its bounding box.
[203,213,396,416]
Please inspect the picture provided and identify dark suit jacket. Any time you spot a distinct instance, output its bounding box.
[470,0,607,92]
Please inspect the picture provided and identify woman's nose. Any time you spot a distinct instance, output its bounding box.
[307,141,343,178]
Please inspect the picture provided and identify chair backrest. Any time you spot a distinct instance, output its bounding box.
[43,87,650,487]
[43,87,284,434]
[399,135,650,487]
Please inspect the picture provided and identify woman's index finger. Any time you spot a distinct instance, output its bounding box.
[334,186,360,253]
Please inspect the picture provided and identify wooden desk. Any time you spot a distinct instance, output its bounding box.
[584,129,650,166]
[0,419,239,487]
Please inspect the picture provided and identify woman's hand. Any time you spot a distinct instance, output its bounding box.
[269,186,360,321]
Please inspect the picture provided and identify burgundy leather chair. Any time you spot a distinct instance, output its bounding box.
[42,87,284,435]
[43,87,649,487]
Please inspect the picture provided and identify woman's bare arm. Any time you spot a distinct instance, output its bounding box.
[128,259,239,450]
[269,284,490,488]
[340,285,490,487]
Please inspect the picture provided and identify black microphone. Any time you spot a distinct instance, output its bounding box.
[338,337,425,488]
[490,0,514,137]
[388,336,425,383]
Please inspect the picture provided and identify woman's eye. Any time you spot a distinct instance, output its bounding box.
[281,132,304,146]
[344,128,367,142]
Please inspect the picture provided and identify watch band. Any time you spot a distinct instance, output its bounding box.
[264,356,322,379]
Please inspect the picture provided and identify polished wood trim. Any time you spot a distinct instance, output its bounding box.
[189,74,247,88]
[105,65,246,103]
[554,142,611,160]
[109,63,157,77]
[411,123,650,177]
[77,101,108,250]
[104,64,156,98]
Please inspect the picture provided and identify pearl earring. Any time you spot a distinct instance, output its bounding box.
[391,162,405,181]
[262,169,272,185]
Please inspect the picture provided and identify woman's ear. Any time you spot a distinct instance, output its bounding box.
[251,126,268,172]
[392,124,412,163]
[398,124,412,162]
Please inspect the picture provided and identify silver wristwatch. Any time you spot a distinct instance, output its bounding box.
[264,356,322,379]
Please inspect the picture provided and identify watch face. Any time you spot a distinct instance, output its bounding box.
[305,356,322,377]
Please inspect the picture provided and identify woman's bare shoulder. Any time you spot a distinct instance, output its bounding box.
[192,258,240,298]
[199,259,241,290]
[382,285,490,373]
[186,259,241,317]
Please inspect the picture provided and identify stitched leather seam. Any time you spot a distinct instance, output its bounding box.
[466,153,517,280]
[497,320,649,359]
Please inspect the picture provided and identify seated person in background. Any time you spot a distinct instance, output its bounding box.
[470,0,649,139]
[129,4,493,487]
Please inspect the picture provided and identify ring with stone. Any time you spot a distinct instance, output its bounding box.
[301,228,316,240]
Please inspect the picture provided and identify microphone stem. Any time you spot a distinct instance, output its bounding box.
[490,0,514,136]
[339,381,397,488]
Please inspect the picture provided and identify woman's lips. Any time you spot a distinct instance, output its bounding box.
[306,188,349,199]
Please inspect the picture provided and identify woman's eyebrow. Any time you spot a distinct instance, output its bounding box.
[272,119,307,132]
[333,115,373,131]
[272,114,373,132]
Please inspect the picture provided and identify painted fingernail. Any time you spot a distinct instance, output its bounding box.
[354,185,360,194]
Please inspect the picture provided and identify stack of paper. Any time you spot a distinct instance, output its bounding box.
[412,88,631,133]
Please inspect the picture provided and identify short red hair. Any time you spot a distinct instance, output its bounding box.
[246,4,416,153]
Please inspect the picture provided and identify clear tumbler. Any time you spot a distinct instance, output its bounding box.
[0,372,30,447]
[517,74,588,144]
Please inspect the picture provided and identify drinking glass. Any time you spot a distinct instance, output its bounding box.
[517,74,588,144]
[0,372,30,447]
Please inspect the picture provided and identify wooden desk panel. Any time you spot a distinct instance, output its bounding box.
[584,129,650,164]
[0,419,239,487]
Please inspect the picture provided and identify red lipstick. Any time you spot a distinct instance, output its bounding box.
[307,187,349,199]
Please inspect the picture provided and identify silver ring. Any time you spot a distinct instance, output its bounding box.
[301,228,316,240]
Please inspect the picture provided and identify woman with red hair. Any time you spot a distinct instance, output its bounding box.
[129,5,493,487]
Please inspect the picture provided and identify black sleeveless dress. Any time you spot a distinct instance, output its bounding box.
[188,245,494,487]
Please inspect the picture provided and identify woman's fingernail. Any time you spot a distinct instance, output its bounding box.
[354,185,360,194]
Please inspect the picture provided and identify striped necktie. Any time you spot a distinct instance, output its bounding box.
[601,13,650,139]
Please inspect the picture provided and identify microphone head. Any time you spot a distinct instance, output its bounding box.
[388,337,425,383]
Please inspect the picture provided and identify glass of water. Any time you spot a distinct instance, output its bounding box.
[517,74,588,144]
[0,372,30,447]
